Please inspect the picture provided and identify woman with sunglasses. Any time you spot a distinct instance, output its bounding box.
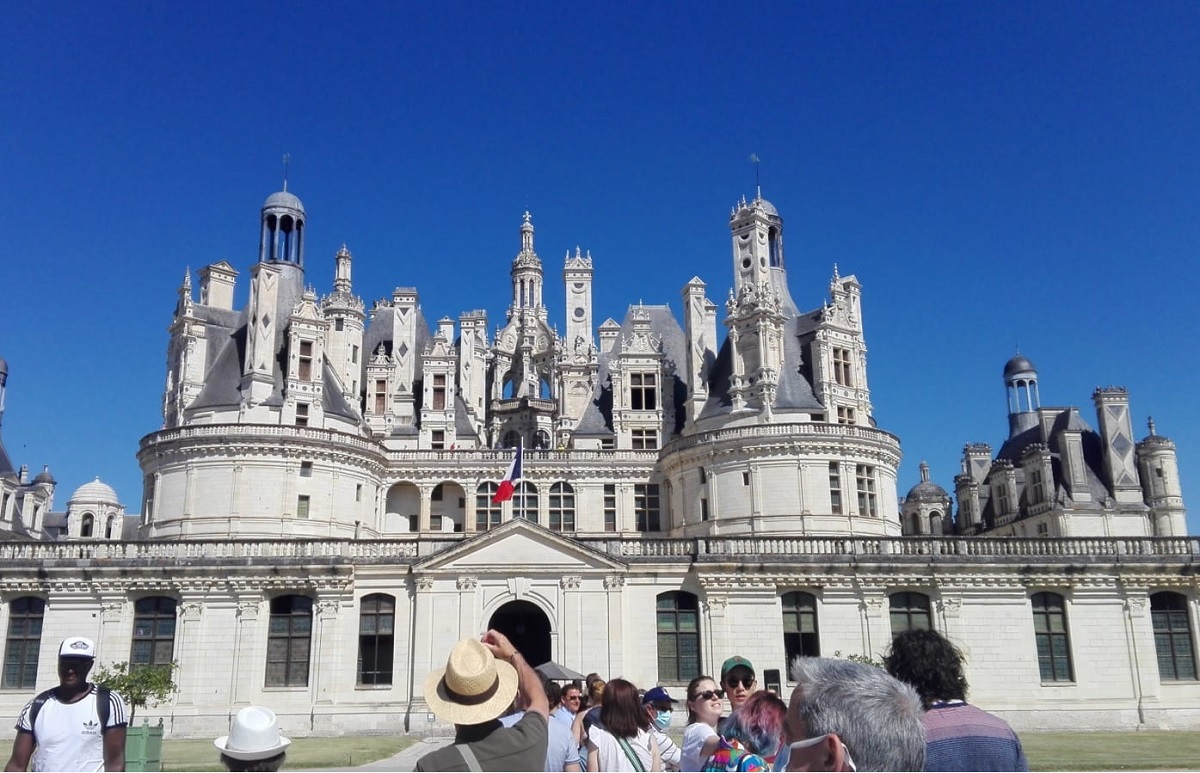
[701,691,787,772]
[681,676,723,771]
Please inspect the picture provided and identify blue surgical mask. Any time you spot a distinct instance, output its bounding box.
[655,709,672,730]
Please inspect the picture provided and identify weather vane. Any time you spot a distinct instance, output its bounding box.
[750,153,761,196]
[282,153,291,191]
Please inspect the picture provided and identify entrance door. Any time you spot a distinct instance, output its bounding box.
[488,600,552,667]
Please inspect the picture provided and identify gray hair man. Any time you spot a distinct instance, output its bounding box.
[783,657,925,772]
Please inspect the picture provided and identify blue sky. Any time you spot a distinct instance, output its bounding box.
[1,2,1197,531]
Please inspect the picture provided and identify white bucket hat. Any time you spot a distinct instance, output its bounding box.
[214,706,291,761]
[424,638,518,725]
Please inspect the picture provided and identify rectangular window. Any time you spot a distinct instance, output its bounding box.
[782,592,821,662]
[352,345,359,364]
[698,467,707,485]
[335,318,344,332]
[429,515,442,531]
[657,592,700,682]
[131,596,177,666]
[297,495,310,519]
[631,428,657,450]
[856,465,877,517]
[295,402,309,428]
[635,484,661,531]
[833,348,852,387]
[266,596,312,687]
[601,436,616,450]
[630,373,658,410]
[298,340,313,381]
[1151,592,1196,681]
[996,483,1011,515]
[2,598,45,690]
[837,406,856,425]
[604,484,617,532]
[742,471,751,486]
[1032,592,1074,682]
[829,463,842,515]
[700,498,709,521]
[355,484,363,502]
[1029,468,1046,504]
[374,380,387,414]
[889,592,932,635]
[299,461,313,478]
[358,594,395,686]
[431,430,445,450]
[432,374,447,410]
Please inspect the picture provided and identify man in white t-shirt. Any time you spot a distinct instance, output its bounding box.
[4,636,130,772]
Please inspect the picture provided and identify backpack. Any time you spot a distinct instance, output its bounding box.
[27,685,111,744]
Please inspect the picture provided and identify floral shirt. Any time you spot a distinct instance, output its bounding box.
[701,738,767,772]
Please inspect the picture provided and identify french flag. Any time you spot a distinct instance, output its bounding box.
[492,444,523,504]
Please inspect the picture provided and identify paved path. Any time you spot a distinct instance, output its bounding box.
[314,736,453,771]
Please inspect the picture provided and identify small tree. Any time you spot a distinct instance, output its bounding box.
[832,650,885,669]
[91,661,177,721]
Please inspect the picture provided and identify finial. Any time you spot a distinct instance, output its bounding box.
[523,210,532,224]
[182,266,191,290]
[831,263,840,281]
[750,153,761,199]
[1148,416,1157,436]
[919,460,930,482]
[282,153,291,191]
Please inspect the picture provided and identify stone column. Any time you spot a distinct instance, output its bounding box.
[604,576,625,677]
[418,484,433,533]
[312,599,341,706]
[173,600,204,708]
[558,575,581,666]
[860,593,888,659]
[456,577,478,639]
[232,598,261,705]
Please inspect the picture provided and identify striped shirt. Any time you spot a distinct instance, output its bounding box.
[923,701,1028,772]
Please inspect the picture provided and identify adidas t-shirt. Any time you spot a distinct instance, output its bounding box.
[16,684,130,772]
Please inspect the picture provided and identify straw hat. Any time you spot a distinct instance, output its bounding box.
[424,638,518,725]
[214,706,291,761]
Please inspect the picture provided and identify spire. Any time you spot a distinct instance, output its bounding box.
[282,153,290,192]
[919,460,930,483]
[334,244,353,294]
[1148,416,1157,437]
[520,211,534,253]
[181,266,192,292]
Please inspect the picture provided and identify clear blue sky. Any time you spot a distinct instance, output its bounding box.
[2,2,1197,531]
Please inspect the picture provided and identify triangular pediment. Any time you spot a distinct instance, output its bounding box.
[414,519,625,573]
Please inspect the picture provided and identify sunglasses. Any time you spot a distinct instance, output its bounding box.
[691,689,725,701]
[788,734,857,772]
[724,676,755,689]
[564,695,582,701]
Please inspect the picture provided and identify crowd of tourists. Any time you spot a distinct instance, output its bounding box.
[3,629,1028,772]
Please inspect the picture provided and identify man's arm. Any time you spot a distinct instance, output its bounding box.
[4,730,33,772]
[102,725,126,771]
[481,629,549,720]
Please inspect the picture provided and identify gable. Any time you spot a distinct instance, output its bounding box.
[415,519,625,573]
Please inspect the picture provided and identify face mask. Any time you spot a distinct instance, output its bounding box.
[655,709,672,730]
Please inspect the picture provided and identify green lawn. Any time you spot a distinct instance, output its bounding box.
[162,735,417,772]
[1024,731,1200,771]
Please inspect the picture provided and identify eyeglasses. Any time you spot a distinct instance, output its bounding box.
[564,695,582,702]
[690,689,725,701]
[724,676,755,689]
[788,734,857,772]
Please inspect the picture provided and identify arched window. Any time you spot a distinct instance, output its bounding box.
[266,595,312,687]
[2,597,45,689]
[889,592,931,634]
[502,431,521,449]
[513,482,538,523]
[549,483,575,532]
[476,483,502,531]
[656,591,700,682]
[105,516,116,540]
[782,592,820,661]
[131,596,176,665]
[358,594,395,686]
[1151,592,1196,681]
[1031,592,1073,682]
[80,513,95,538]
[929,511,943,536]
[534,429,551,449]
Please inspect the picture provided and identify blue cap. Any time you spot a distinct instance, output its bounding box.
[642,686,679,704]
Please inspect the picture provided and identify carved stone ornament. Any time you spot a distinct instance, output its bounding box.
[704,596,729,613]
[179,601,203,622]
[99,602,124,621]
[560,575,581,590]
[603,575,626,590]
[862,597,885,616]
[937,597,963,617]
[1125,596,1148,614]
[416,576,434,591]
[237,600,261,620]
[457,576,478,591]
[317,599,340,619]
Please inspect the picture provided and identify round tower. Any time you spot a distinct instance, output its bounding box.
[1004,354,1040,436]
[1136,417,1188,536]
[66,477,123,541]
[511,212,545,317]
[901,461,953,535]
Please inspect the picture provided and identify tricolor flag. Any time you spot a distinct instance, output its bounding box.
[492,444,523,504]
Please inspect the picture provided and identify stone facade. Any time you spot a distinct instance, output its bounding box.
[0,184,1195,738]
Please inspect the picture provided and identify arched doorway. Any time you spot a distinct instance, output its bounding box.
[488,600,551,668]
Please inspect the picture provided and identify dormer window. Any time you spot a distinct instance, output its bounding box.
[298,340,313,381]
[833,348,852,387]
[630,373,657,410]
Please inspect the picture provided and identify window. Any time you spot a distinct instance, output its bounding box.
[604,484,617,532]
[297,495,310,519]
[358,594,395,686]
[2,597,45,689]
[700,498,709,521]
[837,406,855,425]
[832,348,852,387]
[513,482,538,524]
[299,462,313,478]
[131,597,176,665]
[373,380,387,414]
[432,374,447,410]
[782,592,820,662]
[298,340,313,381]
[889,592,931,634]
[81,513,95,538]
[105,517,115,539]
[429,515,443,531]
[266,595,312,687]
[856,465,877,517]
[742,472,751,486]
[335,318,344,332]
[829,464,843,515]
[1151,592,1196,681]
[996,481,1011,516]
[431,430,445,450]
[476,483,502,531]
[657,592,700,682]
[549,483,575,532]
[295,402,309,427]
[631,428,657,450]
[698,468,707,485]
[601,436,616,450]
[635,484,661,531]
[630,373,657,410]
[351,345,359,364]
[355,484,363,502]
[1031,592,1074,682]
[1029,468,1046,504]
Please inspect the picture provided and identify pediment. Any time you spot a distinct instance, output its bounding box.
[414,519,625,573]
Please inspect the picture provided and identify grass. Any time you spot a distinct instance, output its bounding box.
[162,735,417,772]
[1024,731,1200,771]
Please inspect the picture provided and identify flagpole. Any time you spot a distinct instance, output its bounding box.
[519,436,525,521]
